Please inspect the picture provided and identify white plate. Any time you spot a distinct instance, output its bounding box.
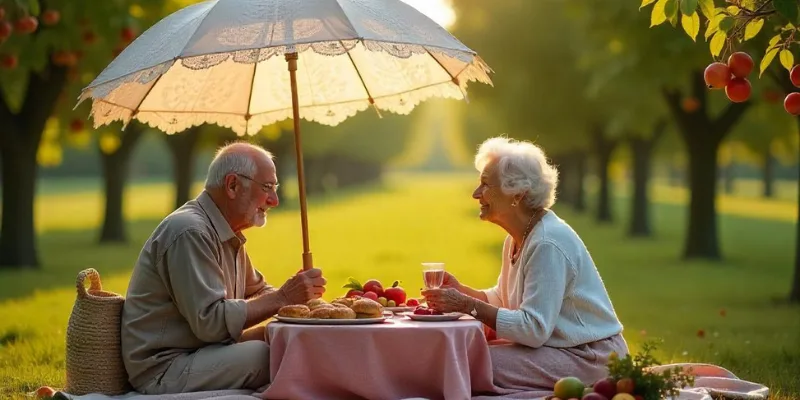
[384,306,415,313]
[274,316,390,325]
[403,312,464,322]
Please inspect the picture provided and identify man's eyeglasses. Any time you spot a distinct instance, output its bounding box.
[236,174,280,193]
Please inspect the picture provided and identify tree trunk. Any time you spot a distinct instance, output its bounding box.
[574,151,586,212]
[628,120,666,238]
[684,138,721,259]
[770,71,800,302]
[792,144,800,302]
[593,128,617,223]
[0,61,68,268]
[98,124,145,243]
[0,140,39,267]
[663,70,750,260]
[166,127,202,210]
[763,150,775,198]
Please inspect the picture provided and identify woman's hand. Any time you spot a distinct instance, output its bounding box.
[440,272,462,292]
[421,288,472,313]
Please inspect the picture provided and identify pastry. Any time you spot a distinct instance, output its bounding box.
[306,298,329,310]
[309,307,333,319]
[332,302,350,309]
[329,307,357,319]
[278,304,310,318]
[332,297,355,307]
[351,298,383,319]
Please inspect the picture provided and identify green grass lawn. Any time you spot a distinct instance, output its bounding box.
[1,173,799,399]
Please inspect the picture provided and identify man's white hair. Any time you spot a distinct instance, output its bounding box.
[204,141,274,190]
[474,136,559,210]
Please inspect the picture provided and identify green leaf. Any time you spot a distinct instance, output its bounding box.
[760,47,779,77]
[651,0,668,26]
[342,277,363,290]
[681,0,698,15]
[27,0,40,16]
[682,12,700,41]
[706,13,726,39]
[719,16,735,32]
[769,33,783,49]
[741,0,756,10]
[743,18,764,41]
[774,0,799,24]
[710,30,726,56]
[669,8,680,26]
[698,0,715,19]
[780,49,795,71]
[640,0,657,9]
[665,0,679,19]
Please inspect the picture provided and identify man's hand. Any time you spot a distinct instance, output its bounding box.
[279,268,326,304]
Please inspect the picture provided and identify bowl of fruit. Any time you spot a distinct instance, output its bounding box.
[341,277,421,313]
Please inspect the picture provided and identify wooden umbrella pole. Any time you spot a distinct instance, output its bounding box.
[286,52,313,271]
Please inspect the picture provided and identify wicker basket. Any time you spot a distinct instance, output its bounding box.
[65,268,131,395]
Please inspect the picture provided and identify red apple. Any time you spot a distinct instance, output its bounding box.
[41,10,60,26]
[362,279,384,296]
[383,281,406,305]
[592,378,617,399]
[362,291,379,301]
[784,92,800,115]
[727,52,753,78]
[616,378,635,394]
[704,62,731,89]
[725,77,751,103]
[14,16,38,34]
[1,54,18,69]
[792,65,800,88]
[581,393,608,400]
[35,386,56,399]
[345,289,363,298]
[0,21,12,41]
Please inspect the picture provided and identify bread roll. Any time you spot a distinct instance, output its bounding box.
[278,305,310,318]
[351,298,383,318]
[332,297,355,307]
[306,298,329,310]
[329,307,357,319]
[309,307,333,319]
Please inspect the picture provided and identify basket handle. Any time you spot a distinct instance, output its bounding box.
[76,268,102,298]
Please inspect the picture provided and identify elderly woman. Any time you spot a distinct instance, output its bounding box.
[422,136,628,396]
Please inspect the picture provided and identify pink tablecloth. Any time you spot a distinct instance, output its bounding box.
[261,315,496,400]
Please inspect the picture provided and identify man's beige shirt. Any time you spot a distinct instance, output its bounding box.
[121,191,273,389]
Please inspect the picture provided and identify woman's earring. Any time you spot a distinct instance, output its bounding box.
[511,201,517,207]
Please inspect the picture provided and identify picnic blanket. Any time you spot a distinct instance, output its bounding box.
[52,363,768,400]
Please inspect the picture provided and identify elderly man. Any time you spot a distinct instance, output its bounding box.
[121,142,326,395]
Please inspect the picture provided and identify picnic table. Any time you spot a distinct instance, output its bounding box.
[262,313,496,400]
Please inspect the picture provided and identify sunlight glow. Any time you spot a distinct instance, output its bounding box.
[400,0,457,29]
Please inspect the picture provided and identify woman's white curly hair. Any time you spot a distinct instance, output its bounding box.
[474,136,559,210]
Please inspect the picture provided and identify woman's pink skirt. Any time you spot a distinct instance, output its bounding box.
[473,334,630,399]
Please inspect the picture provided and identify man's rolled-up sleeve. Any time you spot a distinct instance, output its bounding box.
[164,229,247,342]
